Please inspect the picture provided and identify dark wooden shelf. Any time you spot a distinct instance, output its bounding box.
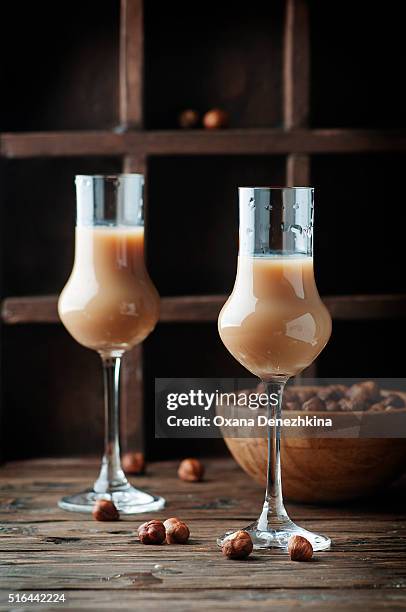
[1,128,406,159]
[2,293,406,325]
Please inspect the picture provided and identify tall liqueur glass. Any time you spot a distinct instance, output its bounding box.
[218,187,332,549]
[58,174,165,513]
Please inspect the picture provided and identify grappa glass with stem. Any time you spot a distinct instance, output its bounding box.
[58,174,165,513]
[218,187,331,549]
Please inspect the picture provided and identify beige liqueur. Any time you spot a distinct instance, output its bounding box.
[58,226,159,352]
[218,255,331,379]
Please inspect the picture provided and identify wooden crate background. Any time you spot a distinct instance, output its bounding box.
[1,0,406,461]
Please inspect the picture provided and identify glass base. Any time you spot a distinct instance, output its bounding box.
[217,516,331,551]
[58,484,165,514]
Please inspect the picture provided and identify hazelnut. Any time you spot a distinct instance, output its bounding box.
[284,401,301,411]
[164,517,190,544]
[302,396,325,412]
[203,108,229,129]
[382,393,405,409]
[178,458,205,482]
[122,451,145,475]
[318,385,346,402]
[138,520,166,545]
[178,109,200,129]
[369,402,386,412]
[346,381,380,404]
[325,400,340,412]
[222,530,253,559]
[296,389,316,403]
[288,535,313,561]
[283,388,299,403]
[338,397,367,412]
[385,405,400,413]
[92,499,120,522]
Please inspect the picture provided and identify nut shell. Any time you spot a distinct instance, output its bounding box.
[164,517,190,544]
[178,458,205,482]
[346,381,380,404]
[222,530,253,559]
[284,401,301,411]
[178,109,200,129]
[317,385,346,402]
[382,393,405,409]
[122,452,145,475]
[138,520,166,545]
[325,400,340,412]
[288,535,313,561]
[302,396,325,412]
[92,499,120,522]
[203,108,229,129]
[370,402,386,412]
[296,389,316,403]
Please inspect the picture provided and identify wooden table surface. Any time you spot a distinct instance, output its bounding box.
[0,457,405,611]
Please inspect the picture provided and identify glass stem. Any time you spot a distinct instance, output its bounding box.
[257,379,289,530]
[93,353,128,494]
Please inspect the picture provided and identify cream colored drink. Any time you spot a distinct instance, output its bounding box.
[218,255,331,379]
[58,226,159,352]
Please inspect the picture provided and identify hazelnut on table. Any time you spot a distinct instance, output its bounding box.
[178,458,205,482]
[288,535,313,561]
[92,499,120,521]
[222,530,253,560]
[164,517,190,544]
[122,451,145,475]
[138,520,166,545]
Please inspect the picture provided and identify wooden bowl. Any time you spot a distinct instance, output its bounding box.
[222,389,406,503]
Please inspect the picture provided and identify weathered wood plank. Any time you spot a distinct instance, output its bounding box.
[119,0,144,129]
[0,131,125,158]
[120,345,144,456]
[286,154,310,187]
[2,129,406,159]
[283,1,311,190]
[3,294,406,325]
[283,0,309,129]
[1,558,405,591]
[0,458,405,608]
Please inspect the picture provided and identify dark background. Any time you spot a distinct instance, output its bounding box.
[1,0,405,461]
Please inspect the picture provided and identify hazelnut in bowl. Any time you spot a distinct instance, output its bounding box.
[221,381,406,503]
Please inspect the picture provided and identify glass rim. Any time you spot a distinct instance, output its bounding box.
[239,186,314,191]
[75,173,144,180]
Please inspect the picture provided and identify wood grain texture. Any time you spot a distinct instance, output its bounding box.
[286,153,310,186]
[283,0,309,129]
[0,458,405,610]
[2,129,406,158]
[123,154,147,174]
[121,345,144,454]
[3,294,406,325]
[119,0,144,129]
[283,0,310,188]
